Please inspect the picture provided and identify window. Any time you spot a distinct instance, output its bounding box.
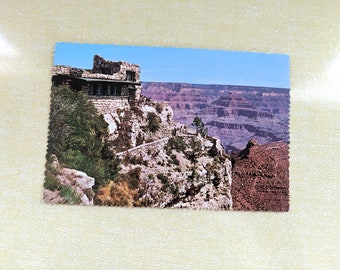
[112,85,117,95]
[103,84,108,95]
[113,85,121,96]
[88,84,94,95]
[107,84,111,95]
[126,71,136,81]
[102,68,112,75]
[96,83,102,96]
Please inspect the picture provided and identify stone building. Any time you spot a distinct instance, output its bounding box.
[52,55,142,101]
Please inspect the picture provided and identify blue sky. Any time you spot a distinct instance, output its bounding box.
[54,43,289,88]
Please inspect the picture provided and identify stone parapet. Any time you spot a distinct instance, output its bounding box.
[52,65,71,75]
[92,55,140,81]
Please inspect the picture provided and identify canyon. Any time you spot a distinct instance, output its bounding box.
[44,81,290,211]
[142,82,290,211]
[142,82,289,152]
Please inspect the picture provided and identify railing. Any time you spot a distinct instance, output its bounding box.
[116,137,170,158]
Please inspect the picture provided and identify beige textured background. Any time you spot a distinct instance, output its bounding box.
[1,1,339,269]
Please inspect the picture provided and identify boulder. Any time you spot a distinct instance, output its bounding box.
[43,157,95,206]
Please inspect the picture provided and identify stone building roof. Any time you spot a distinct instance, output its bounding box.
[52,55,141,83]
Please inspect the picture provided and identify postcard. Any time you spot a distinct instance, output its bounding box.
[44,43,290,211]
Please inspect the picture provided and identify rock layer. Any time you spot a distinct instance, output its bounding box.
[230,139,289,211]
[142,82,289,152]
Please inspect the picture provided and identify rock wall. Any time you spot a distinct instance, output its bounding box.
[90,98,130,136]
[52,65,72,75]
[90,97,177,148]
[92,55,140,81]
[53,56,140,81]
[230,139,289,211]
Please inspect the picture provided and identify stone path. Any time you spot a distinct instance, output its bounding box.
[116,137,171,158]
[116,134,196,158]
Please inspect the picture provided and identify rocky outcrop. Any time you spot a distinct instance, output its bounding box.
[90,98,130,136]
[43,189,65,204]
[93,95,233,210]
[230,139,289,211]
[91,96,180,151]
[43,157,95,206]
[110,135,233,210]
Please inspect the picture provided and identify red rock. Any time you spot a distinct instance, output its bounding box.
[230,140,289,211]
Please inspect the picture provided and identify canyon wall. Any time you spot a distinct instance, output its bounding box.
[230,139,289,211]
[142,82,289,152]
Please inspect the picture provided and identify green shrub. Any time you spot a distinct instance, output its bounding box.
[169,183,179,195]
[191,116,208,137]
[170,154,180,165]
[157,161,165,166]
[112,132,131,152]
[208,145,219,158]
[157,173,169,184]
[125,167,142,189]
[157,173,170,192]
[46,85,120,191]
[43,174,60,191]
[214,155,226,163]
[136,133,144,146]
[151,150,160,158]
[123,152,145,165]
[60,185,81,205]
[174,167,181,172]
[185,138,203,163]
[188,169,199,181]
[131,105,144,119]
[147,112,161,133]
[212,171,221,187]
[44,162,61,191]
[165,137,187,154]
